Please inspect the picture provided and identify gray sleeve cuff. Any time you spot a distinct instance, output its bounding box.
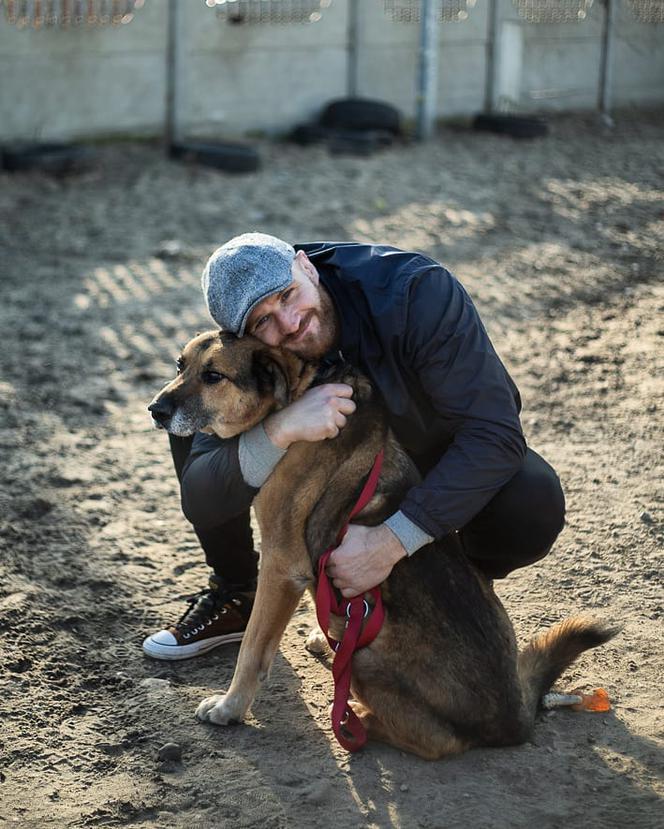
[238,422,287,488]
[384,510,435,556]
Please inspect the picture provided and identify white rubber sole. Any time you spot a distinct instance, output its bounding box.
[142,631,245,661]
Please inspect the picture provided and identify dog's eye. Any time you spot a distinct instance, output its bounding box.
[202,371,226,385]
[175,358,184,374]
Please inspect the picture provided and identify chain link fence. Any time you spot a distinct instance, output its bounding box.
[626,0,664,22]
[383,0,477,23]
[510,0,594,23]
[206,0,332,24]
[1,0,145,27]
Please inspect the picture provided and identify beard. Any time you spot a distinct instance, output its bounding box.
[283,287,338,361]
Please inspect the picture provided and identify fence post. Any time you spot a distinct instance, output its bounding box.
[347,0,360,97]
[165,0,181,147]
[417,0,439,139]
[484,0,500,112]
[598,0,616,126]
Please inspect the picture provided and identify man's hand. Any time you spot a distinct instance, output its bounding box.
[264,383,355,449]
[326,524,407,598]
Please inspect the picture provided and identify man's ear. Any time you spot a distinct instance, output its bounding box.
[295,250,319,285]
[252,350,290,409]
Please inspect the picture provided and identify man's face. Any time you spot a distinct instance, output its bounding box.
[246,252,337,360]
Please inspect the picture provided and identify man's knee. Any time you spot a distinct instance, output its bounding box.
[524,454,566,547]
[180,455,223,529]
[501,456,565,575]
[168,432,216,526]
[460,449,565,578]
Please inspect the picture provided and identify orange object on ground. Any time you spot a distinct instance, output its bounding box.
[570,687,611,712]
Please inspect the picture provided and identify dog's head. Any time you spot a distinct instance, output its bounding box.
[148,329,316,438]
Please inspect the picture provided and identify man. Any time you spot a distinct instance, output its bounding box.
[143,233,565,660]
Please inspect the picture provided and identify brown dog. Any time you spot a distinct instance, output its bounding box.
[149,329,615,759]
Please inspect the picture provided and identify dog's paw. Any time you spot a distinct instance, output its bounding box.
[305,626,331,656]
[196,693,244,726]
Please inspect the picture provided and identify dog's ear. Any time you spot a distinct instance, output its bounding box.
[218,330,238,345]
[252,350,291,409]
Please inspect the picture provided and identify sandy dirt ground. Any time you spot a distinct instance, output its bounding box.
[1,111,662,829]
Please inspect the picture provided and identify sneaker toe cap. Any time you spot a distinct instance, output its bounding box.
[145,629,177,647]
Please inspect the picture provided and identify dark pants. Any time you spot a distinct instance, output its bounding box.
[169,436,564,584]
[169,435,258,588]
[456,448,565,578]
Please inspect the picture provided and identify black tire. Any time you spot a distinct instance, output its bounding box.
[472,114,549,139]
[326,129,395,157]
[1,142,95,173]
[288,122,330,146]
[169,141,260,173]
[320,98,402,136]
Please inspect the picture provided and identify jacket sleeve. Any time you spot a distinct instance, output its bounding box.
[398,267,527,538]
[180,432,258,529]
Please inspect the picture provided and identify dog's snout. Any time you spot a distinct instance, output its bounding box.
[148,395,174,424]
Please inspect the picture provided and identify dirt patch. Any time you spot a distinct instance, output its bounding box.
[1,111,662,828]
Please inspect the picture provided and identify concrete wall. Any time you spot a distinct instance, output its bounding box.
[174,0,350,138]
[0,0,662,142]
[500,0,664,111]
[0,0,168,141]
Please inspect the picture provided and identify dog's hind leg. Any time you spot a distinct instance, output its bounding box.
[196,554,307,726]
[348,698,469,761]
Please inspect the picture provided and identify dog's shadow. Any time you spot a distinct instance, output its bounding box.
[344,705,664,828]
[162,643,372,825]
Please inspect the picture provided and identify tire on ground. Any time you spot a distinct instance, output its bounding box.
[472,114,549,139]
[288,123,331,146]
[1,142,96,173]
[319,98,402,136]
[169,141,261,173]
[327,130,395,157]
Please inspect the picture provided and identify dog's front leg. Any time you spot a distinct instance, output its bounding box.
[196,559,306,726]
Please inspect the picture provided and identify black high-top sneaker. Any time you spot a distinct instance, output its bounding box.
[142,574,255,660]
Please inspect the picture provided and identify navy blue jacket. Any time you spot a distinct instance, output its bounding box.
[297,242,526,538]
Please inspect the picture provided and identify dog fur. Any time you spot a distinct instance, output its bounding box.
[149,329,616,759]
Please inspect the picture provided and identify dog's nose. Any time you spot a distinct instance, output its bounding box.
[148,396,173,425]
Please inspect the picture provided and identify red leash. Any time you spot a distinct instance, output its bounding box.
[315,449,385,752]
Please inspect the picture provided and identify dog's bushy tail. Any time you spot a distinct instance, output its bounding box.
[518,618,618,722]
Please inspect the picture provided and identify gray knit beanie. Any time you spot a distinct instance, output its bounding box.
[201,232,296,335]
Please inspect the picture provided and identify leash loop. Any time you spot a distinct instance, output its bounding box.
[345,599,370,619]
[315,449,386,752]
